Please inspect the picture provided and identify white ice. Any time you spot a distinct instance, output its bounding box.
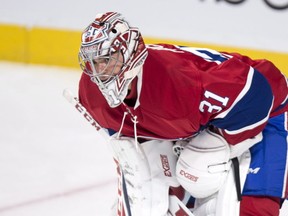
[0,61,117,216]
[0,61,287,216]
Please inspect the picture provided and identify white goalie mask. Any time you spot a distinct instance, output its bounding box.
[79,12,148,107]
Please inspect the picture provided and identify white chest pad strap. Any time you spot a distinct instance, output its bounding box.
[109,136,180,216]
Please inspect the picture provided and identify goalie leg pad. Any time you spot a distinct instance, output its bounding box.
[109,136,180,216]
[176,129,231,199]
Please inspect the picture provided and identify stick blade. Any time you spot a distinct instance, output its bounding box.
[63,88,75,104]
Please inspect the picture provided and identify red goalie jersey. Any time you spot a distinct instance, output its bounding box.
[79,44,288,145]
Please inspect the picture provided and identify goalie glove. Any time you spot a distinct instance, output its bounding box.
[176,129,231,199]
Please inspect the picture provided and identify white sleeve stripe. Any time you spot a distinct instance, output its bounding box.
[281,112,288,197]
[281,78,288,105]
[215,67,254,119]
[285,112,288,131]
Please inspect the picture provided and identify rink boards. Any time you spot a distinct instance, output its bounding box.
[0,23,287,75]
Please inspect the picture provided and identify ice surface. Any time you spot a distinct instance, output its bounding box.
[0,62,117,216]
[0,61,287,215]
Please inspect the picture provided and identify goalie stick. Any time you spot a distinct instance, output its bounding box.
[62,88,194,216]
[62,88,109,139]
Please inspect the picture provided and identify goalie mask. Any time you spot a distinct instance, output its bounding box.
[79,12,148,107]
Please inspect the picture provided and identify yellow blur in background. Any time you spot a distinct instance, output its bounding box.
[0,24,287,75]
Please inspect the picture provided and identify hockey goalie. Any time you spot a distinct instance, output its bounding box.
[74,11,288,215]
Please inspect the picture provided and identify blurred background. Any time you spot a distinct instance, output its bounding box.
[0,0,288,71]
[0,0,288,215]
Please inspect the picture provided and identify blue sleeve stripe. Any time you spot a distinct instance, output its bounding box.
[215,67,255,119]
[212,68,274,134]
[223,104,272,135]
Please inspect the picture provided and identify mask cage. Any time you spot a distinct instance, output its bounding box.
[79,45,127,85]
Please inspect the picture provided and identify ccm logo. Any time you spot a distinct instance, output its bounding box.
[180,170,199,182]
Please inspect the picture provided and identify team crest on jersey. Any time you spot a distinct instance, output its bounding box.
[82,22,109,46]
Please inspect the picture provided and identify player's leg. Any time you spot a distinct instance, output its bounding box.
[240,196,280,216]
[241,112,288,215]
